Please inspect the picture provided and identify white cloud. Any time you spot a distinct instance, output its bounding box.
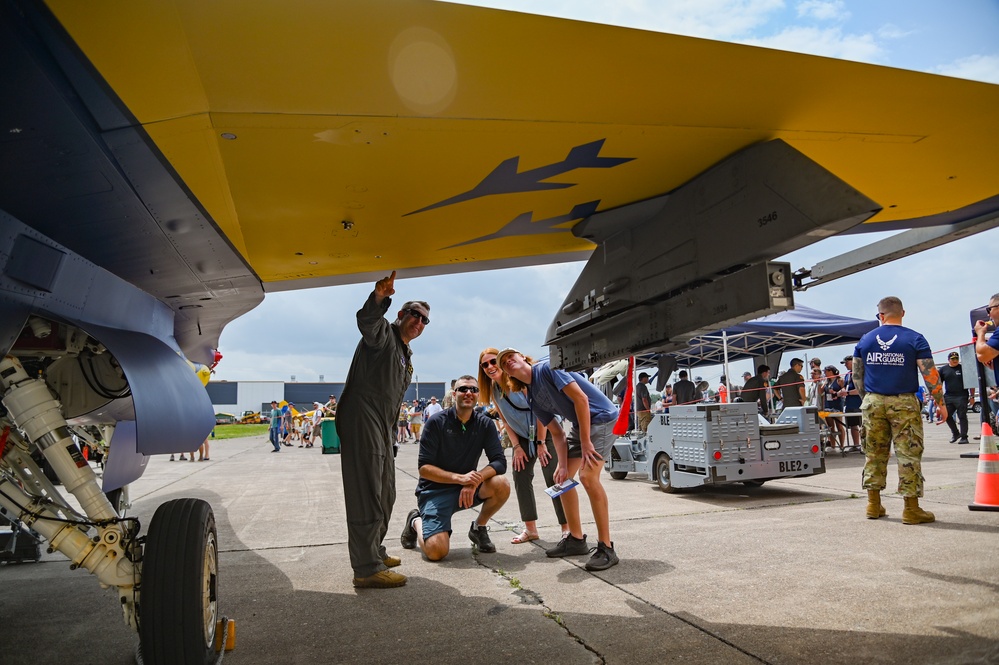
[796,0,848,22]
[741,26,882,62]
[933,54,999,85]
[453,0,787,41]
[457,1,883,64]
[876,23,914,40]
[630,0,786,40]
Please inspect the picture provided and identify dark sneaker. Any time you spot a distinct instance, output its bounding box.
[545,533,589,558]
[400,509,420,550]
[949,435,959,443]
[468,522,496,553]
[585,541,620,571]
[958,438,971,445]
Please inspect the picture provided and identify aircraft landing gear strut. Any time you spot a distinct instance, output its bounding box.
[0,355,138,627]
[0,355,233,662]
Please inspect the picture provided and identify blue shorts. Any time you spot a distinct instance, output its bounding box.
[417,485,484,540]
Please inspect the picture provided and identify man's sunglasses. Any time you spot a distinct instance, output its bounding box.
[480,358,497,369]
[987,305,996,314]
[405,309,430,325]
[455,386,479,394]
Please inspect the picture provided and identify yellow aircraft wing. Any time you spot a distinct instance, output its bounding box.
[44,0,999,290]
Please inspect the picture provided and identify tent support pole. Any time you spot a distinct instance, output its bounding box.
[722,331,731,401]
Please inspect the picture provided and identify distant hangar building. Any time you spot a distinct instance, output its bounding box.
[206,380,447,416]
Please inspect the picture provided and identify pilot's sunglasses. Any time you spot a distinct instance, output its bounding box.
[405,309,430,325]
[480,358,497,369]
[455,386,479,394]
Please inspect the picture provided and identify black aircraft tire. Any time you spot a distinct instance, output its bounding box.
[655,455,676,493]
[609,471,628,480]
[139,498,218,665]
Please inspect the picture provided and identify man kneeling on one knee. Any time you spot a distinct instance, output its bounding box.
[401,375,510,559]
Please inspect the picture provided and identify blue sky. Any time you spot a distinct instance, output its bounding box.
[211,1,999,388]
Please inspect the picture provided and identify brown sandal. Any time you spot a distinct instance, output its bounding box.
[511,530,539,544]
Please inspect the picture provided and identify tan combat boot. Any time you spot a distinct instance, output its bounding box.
[866,490,886,519]
[901,496,935,524]
[352,569,407,588]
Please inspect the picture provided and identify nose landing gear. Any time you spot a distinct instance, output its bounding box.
[139,498,220,665]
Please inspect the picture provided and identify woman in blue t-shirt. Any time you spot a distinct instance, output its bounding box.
[498,348,620,572]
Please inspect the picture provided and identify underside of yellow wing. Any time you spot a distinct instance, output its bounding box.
[46,0,999,288]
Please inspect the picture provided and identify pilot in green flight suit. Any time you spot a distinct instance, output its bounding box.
[338,271,429,588]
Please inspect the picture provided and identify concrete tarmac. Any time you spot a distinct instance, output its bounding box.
[1,420,997,664]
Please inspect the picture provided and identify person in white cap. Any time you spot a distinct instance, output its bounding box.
[309,402,324,448]
[423,395,443,421]
[498,348,620,571]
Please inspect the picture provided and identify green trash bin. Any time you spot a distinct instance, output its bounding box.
[320,419,340,454]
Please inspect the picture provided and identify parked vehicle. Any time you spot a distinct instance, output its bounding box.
[238,410,264,424]
[215,412,237,425]
[606,402,825,492]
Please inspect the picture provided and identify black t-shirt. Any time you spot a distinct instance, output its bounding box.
[673,379,696,406]
[636,382,651,412]
[776,370,804,407]
[741,376,769,414]
[939,364,967,398]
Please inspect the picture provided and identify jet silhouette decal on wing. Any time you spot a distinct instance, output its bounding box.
[442,201,601,250]
[406,139,634,216]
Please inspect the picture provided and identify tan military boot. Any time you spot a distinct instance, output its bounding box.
[902,496,935,524]
[866,490,886,519]
[352,569,407,588]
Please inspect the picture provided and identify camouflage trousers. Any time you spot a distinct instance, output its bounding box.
[860,393,925,497]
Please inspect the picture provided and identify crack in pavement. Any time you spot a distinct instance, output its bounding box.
[471,548,607,664]
[334,453,773,659]
[478,519,772,665]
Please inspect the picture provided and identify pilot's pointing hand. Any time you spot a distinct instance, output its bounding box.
[375,271,397,301]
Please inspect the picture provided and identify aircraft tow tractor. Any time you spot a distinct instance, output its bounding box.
[606,403,826,491]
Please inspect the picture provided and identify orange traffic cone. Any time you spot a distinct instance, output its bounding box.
[968,421,999,512]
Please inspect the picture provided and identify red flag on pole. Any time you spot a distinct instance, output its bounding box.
[613,357,634,436]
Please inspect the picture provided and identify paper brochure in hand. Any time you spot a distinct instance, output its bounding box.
[544,479,579,498]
